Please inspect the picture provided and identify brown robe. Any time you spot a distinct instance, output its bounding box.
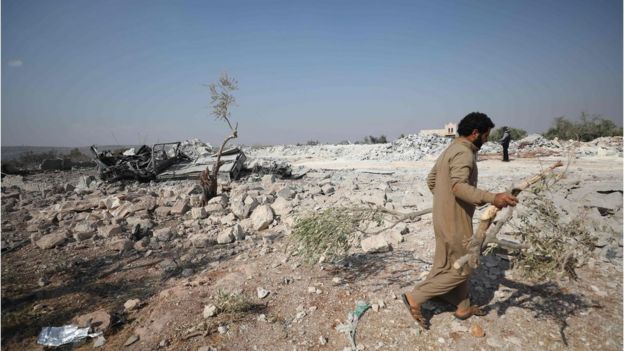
[410,138,496,307]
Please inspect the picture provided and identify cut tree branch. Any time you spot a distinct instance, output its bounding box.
[453,161,564,273]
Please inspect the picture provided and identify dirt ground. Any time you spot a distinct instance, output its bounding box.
[1,155,622,350]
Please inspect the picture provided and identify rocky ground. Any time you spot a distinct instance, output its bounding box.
[1,137,622,351]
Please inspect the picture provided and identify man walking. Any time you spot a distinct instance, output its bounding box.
[401,112,518,329]
[500,126,511,162]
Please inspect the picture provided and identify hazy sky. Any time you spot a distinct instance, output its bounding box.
[2,0,622,146]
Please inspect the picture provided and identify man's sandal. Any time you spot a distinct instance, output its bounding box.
[400,293,430,330]
[454,305,487,320]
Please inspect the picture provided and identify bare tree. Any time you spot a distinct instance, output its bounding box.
[200,73,238,205]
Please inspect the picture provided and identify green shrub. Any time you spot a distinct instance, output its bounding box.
[488,127,527,142]
[544,113,622,141]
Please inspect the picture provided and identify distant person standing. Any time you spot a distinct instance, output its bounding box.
[500,127,511,162]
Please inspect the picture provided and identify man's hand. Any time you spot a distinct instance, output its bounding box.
[493,192,518,209]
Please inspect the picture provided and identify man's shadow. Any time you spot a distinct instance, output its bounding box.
[422,252,598,346]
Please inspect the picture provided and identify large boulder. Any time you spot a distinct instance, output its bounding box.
[250,205,274,231]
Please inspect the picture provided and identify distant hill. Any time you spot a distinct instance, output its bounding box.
[1,145,138,161]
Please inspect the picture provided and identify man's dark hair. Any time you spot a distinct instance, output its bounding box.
[457,112,495,136]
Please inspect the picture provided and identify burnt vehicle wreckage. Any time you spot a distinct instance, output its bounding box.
[90,142,249,182]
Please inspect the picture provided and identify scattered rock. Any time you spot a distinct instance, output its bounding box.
[171,199,190,215]
[154,206,171,217]
[470,324,485,337]
[217,230,235,244]
[35,232,67,249]
[124,335,139,347]
[74,309,111,333]
[190,233,213,248]
[93,335,106,348]
[277,187,296,200]
[191,207,208,219]
[203,304,218,318]
[231,224,246,240]
[98,225,122,238]
[154,227,174,242]
[124,299,141,311]
[361,234,391,253]
[321,184,335,195]
[217,325,228,334]
[257,287,270,299]
[250,205,274,231]
[109,238,133,252]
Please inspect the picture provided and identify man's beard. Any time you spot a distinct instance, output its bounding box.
[472,134,483,149]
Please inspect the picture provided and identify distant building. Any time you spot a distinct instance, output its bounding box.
[419,122,457,137]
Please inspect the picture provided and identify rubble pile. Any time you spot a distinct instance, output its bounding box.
[179,138,213,161]
[246,134,622,163]
[1,152,622,349]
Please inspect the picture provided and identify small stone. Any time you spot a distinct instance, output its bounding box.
[217,230,235,244]
[361,234,391,253]
[332,277,342,284]
[319,336,328,345]
[321,184,335,195]
[154,206,171,217]
[217,325,228,334]
[38,277,48,287]
[98,225,123,238]
[191,207,208,219]
[277,187,296,200]
[74,309,111,333]
[250,205,274,231]
[231,224,246,241]
[124,299,141,311]
[203,304,218,318]
[93,335,106,348]
[109,238,133,252]
[437,337,445,344]
[257,314,267,322]
[257,287,270,299]
[124,335,139,346]
[470,323,485,337]
[171,199,190,215]
[308,287,316,293]
[154,227,173,242]
[372,304,379,312]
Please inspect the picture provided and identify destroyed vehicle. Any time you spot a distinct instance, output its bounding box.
[91,142,188,182]
[91,142,247,182]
